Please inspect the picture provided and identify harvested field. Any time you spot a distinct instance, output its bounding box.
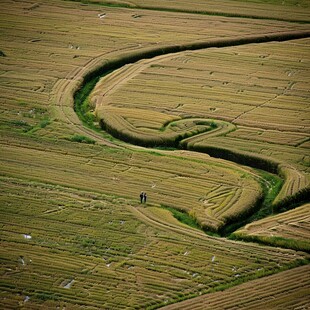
[94,38,310,145]
[160,264,310,310]
[75,0,310,22]
[0,0,309,308]
[0,130,263,232]
[1,176,306,309]
[233,203,310,252]
[94,38,310,201]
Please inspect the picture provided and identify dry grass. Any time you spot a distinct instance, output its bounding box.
[71,0,310,22]
[233,203,310,251]
[1,176,305,308]
[94,38,310,202]
[0,130,262,232]
[0,0,309,308]
[2,0,298,231]
[96,38,310,139]
[160,265,310,310]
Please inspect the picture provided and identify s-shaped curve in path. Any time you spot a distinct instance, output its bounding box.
[81,31,310,199]
[50,30,310,146]
[49,29,310,309]
[52,30,310,222]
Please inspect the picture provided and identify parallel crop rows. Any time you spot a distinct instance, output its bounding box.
[94,38,310,205]
[0,129,262,232]
[0,0,309,309]
[161,265,310,310]
[233,203,310,252]
[90,0,310,22]
[1,177,305,308]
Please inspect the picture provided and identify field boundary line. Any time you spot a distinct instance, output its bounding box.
[66,0,310,24]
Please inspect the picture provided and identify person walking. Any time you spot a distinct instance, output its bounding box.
[140,192,144,203]
[143,192,147,203]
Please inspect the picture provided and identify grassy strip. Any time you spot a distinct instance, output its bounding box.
[73,70,117,143]
[229,186,310,252]
[74,76,100,128]
[9,118,51,134]
[147,258,309,309]
[66,134,96,144]
[65,0,310,24]
[159,204,202,231]
[230,233,310,253]
[219,169,283,236]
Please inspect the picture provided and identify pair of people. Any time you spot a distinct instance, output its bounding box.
[140,192,147,203]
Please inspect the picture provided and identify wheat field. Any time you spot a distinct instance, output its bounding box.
[233,203,310,252]
[0,0,309,309]
[160,264,310,310]
[94,38,310,207]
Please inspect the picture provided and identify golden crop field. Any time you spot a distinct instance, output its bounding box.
[160,264,310,310]
[1,129,264,232]
[0,0,309,309]
[233,203,310,252]
[76,0,310,22]
[2,176,307,309]
[94,38,310,212]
